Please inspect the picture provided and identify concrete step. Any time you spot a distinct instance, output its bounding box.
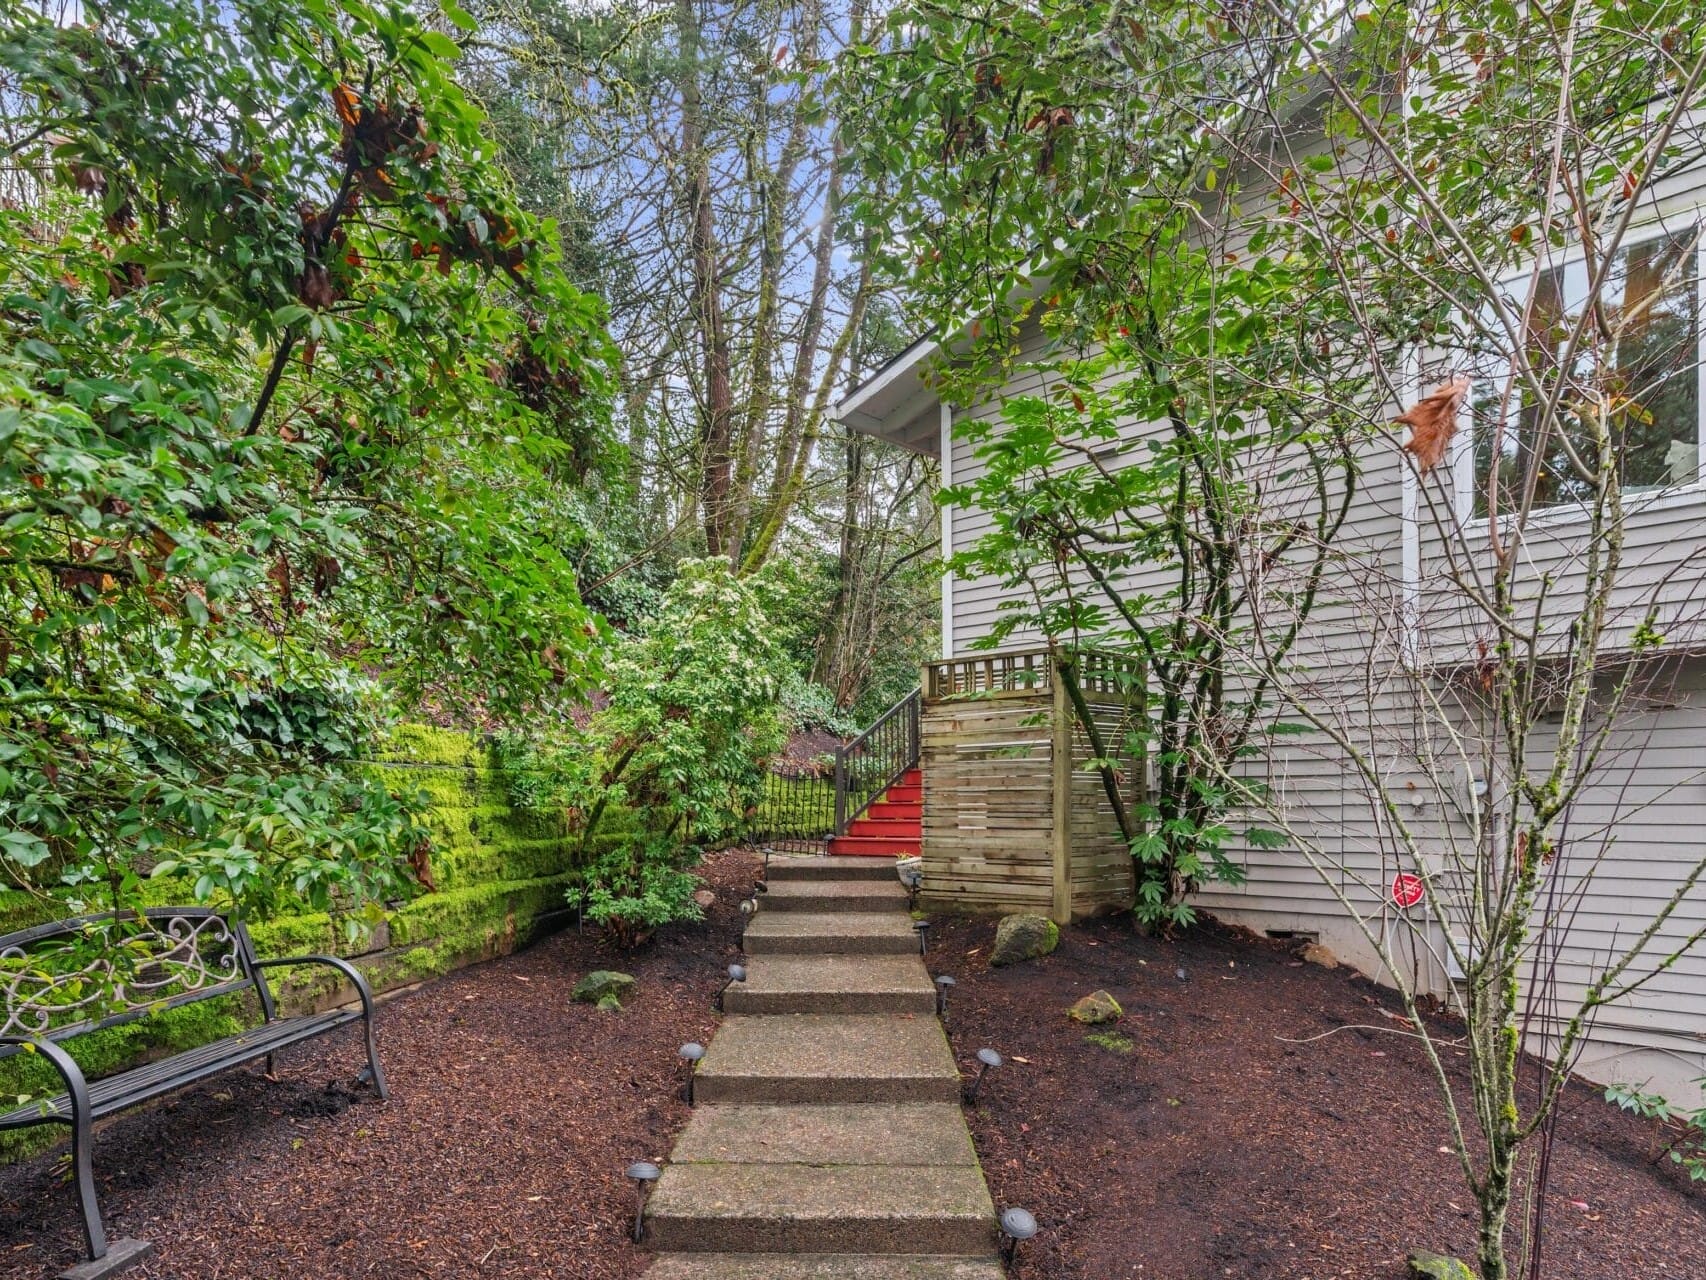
[743,912,920,956]
[825,834,921,858]
[669,1103,978,1168]
[695,1015,959,1105]
[724,955,936,1015]
[763,879,909,913]
[645,1255,1004,1280]
[645,1164,997,1255]
[766,856,896,883]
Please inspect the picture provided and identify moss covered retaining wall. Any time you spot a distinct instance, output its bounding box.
[0,724,605,1161]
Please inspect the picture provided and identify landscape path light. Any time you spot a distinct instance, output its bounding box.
[678,1042,705,1105]
[999,1205,1038,1266]
[625,1161,661,1242]
[934,974,956,1018]
[966,1046,1002,1104]
[715,962,747,1012]
[898,861,923,909]
[913,919,931,955]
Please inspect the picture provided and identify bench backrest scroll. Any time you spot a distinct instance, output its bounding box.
[0,908,264,1059]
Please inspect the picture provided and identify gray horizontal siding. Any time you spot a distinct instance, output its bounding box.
[933,142,1706,1098]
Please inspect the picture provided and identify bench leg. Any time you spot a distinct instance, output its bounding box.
[360,1016,390,1101]
[0,1037,148,1273]
[70,1104,107,1260]
[57,1237,154,1280]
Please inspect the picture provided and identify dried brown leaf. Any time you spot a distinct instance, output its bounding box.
[1396,377,1469,474]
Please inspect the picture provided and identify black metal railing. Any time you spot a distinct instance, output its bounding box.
[748,687,922,853]
[833,688,921,834]
[748,755,838,853]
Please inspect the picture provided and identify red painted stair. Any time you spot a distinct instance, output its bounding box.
[829,768,922,858]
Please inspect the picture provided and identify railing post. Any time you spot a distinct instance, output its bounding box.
[833,742,848,836]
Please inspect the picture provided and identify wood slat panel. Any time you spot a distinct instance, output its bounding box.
[921,652,1137,919]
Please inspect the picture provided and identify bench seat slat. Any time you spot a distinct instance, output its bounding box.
[0,1008,364,1130]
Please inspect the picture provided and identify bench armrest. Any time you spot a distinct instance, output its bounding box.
[250,955,378,1018]
[0,1035,92,1125]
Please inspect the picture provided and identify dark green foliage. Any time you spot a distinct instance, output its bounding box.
[0,0,618,920]
[845,1,1382,926]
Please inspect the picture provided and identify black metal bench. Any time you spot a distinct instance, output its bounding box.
[0,907,388,1278]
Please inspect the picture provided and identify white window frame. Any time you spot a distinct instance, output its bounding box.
[1463,217,1706,529]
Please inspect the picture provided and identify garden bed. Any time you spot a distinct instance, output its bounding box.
[0,849,761,1279]
[934,911,1706,1280]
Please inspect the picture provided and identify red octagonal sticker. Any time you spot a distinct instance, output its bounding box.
[1392,872,1425,909]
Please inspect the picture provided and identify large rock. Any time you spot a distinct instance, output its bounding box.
[990,914,1059,967]
[1406,1251,1475,1280]
[572,970,636,1003]
[1068,990,1123,1024]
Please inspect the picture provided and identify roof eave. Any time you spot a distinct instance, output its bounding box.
[830,332,944,458]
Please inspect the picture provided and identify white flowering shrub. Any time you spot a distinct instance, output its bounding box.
[563,559,787,945]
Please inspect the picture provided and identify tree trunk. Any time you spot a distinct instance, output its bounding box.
[813,429,864,695]
[1478,1145,1514,1280]
[677,0,735,559]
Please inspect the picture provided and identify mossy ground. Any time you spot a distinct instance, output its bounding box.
[0,725,611,1162]
[1083,1030,1134,1054]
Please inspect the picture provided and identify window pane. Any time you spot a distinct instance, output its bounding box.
[1473,230,1700,515]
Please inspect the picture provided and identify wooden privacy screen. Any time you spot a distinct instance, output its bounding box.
[920,648,1142,923]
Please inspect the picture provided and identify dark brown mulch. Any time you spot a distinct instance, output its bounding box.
[935,912,1706,1280]
[778,729,844,772]
[0,848,761,1280]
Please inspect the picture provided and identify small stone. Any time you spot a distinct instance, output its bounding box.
[572,970,636,1003]
[1300,942,1339,970]
[693,889,717,909]
[1068,990,1123,1024]
[1175,968,1188,982]
[1406,1251,1475,1280]
[990,914,1060,967]
[596,994,623,1012]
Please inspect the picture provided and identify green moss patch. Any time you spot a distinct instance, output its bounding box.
[1084,1030,1135,1054]
[0,725,599,1167]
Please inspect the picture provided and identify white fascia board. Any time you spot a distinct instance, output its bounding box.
[833,262,1055,457]
[833,332,942,426]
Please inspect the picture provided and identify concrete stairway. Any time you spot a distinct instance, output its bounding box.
[642,856,1003,1279]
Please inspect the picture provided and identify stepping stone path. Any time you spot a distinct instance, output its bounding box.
[642,856,1005,1278]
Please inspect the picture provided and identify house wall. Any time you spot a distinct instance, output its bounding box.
[937,260,1706,1098]
[1415,149,1706,663]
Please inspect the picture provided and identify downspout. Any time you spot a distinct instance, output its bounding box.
[1401,348,1422,668]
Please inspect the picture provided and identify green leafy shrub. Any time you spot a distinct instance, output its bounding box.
[570,560,786,942]
[778,670,862,739]
[1605,1079,1706,1182]
[500,560,786,945]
